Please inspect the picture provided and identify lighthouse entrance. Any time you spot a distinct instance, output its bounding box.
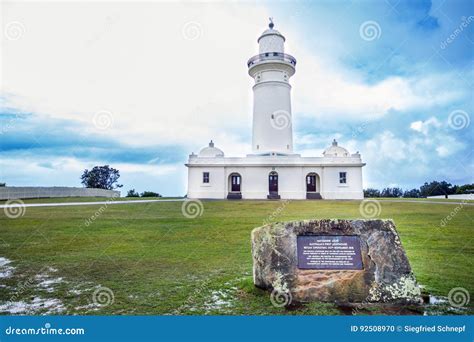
[227,173,242,200]
[267,172,280,199]
[231,174,241,192]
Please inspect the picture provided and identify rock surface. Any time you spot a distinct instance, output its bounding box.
[251,219,421,304]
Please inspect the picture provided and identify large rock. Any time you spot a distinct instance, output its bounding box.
[251,219,421,304]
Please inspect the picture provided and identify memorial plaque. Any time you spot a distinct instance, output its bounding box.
[297,235,363,270]
[252,220,421,303]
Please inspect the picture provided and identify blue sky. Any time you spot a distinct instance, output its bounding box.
[1,0,473,195]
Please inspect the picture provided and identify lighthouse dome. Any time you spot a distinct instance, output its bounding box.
[258,19,285,54]
[323,139,350,157]
[198,140,224,157]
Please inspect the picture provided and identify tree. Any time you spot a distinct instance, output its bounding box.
[380,187,403,198]
[81,165,123,190]
[403,188,421,198]
[456,183,474,194]
[419,181,455,197]
[126,189,140,197]
[364,188,381,198]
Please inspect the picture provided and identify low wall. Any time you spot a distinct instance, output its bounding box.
[427,194,473,200]
[0,187,120,200]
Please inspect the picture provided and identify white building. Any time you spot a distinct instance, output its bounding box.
[186,21,365,200]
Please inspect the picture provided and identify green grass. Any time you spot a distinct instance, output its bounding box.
[0,199,472,315]
[375,197,474,203]
[0,196,182,204]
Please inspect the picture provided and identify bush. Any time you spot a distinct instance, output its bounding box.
[140,191,162,198]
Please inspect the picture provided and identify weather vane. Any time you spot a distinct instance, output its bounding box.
[269,17,274,29]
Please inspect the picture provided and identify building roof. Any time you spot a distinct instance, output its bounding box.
[323,139,350,157]
[198,140,224,157]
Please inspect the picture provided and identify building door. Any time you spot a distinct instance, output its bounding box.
[306,174,316,192]
[231,174,241,192]
[269,172,278,193]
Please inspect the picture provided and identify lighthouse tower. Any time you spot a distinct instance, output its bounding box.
[247,18,297,155]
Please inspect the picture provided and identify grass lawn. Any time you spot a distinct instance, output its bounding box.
[0,199,472,315]
[375,197,474,203]
[0,196,182,204]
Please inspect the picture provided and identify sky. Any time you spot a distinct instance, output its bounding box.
[1,0,473,196]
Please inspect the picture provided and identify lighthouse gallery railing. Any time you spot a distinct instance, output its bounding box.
[247,52,297,67]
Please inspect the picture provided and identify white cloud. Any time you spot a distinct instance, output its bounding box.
[2,1,467,156]
[289,45,464,121]
[2,2,266,154]
[360,125,466,188]
[368,131,407,161]
[436,145,450,157]
[410,117,441,135]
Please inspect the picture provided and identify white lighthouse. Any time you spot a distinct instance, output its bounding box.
[248,19,296,155]
[186,20,365,200]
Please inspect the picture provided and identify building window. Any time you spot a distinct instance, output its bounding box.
[339,172,347,184]
[203,172,210,183]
